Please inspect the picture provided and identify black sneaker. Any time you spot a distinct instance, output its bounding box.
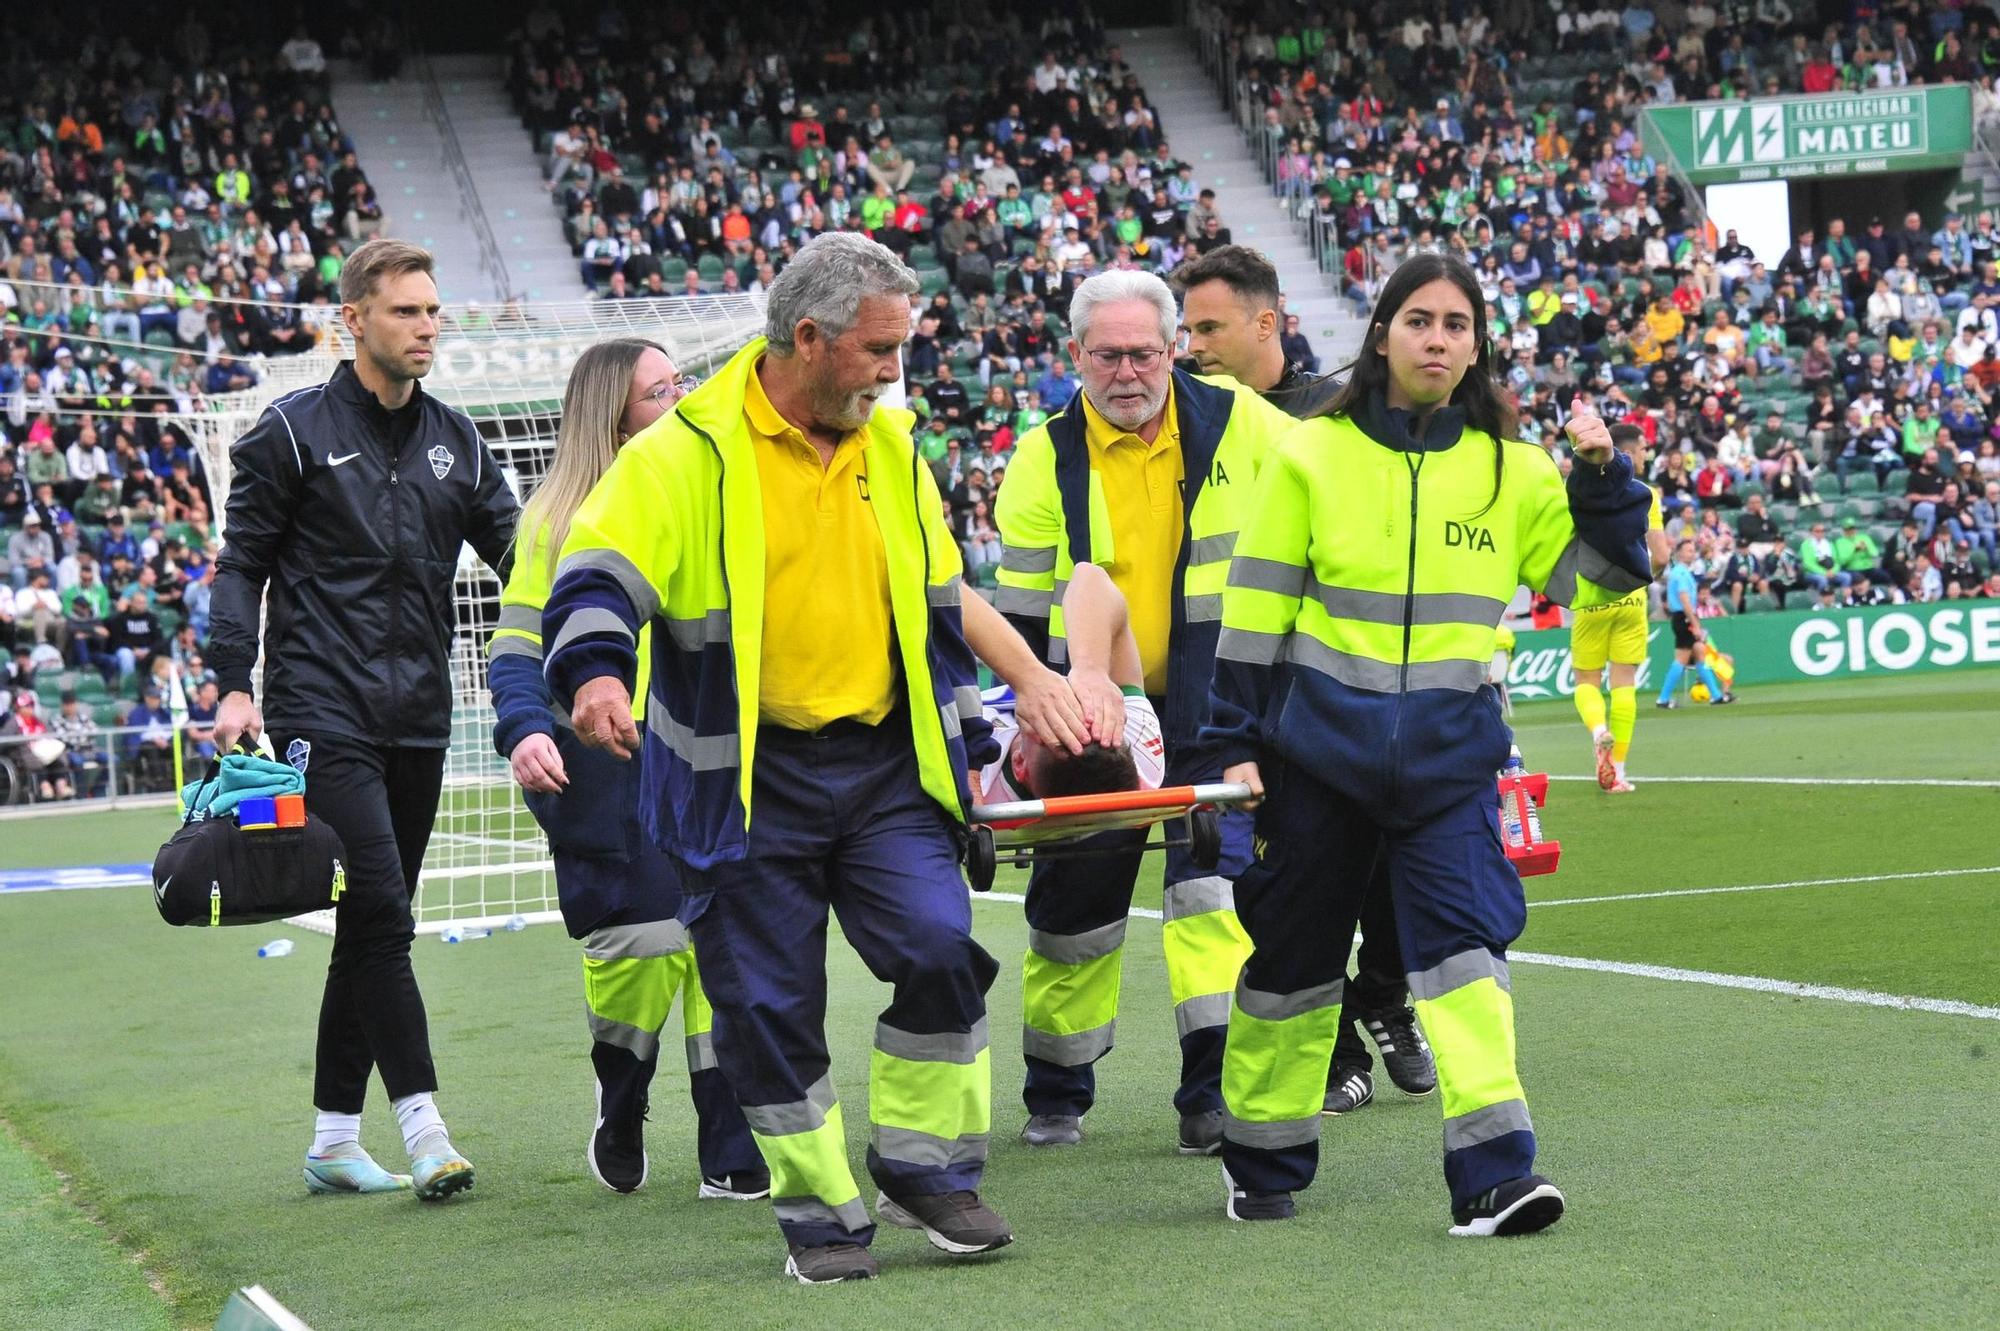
[875,1189,1014,1255]
[1322,1067,1374,1115]
[1223,1164,1296,1221]
[1177,1109,1223,1156]
[698,1168,772,1201]
[1655,698,1677,710]
[785,1242,879,1284]
[587,1042,655,1194]
[1710,691,1737,705]
[1448,1174,1566,1237]
[1361,1007,1437,1095]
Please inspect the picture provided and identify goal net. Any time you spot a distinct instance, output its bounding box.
[187,295,769,934]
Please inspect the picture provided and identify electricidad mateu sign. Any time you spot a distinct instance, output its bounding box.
[1501,601,2000,701]
[1642,85,1972,185]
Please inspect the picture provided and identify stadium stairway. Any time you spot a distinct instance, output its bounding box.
[1121,28,1367,369]
[330,56,586,303]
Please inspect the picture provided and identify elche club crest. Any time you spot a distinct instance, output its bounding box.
[428,444,455,480]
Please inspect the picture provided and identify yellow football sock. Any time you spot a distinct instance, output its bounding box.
[1609,686,1637,763]
[1574,681,1607,734]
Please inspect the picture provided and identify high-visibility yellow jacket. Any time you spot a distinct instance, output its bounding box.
[541,338,991,869]
[1205,390,1653,820]
[993,367,1297,747]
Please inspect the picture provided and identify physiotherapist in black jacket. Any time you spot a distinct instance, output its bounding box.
[209,239,519,1201]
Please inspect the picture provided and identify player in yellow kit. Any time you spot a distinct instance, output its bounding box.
[1570,422,1671,792]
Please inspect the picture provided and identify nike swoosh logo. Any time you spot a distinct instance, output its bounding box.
[327,452,361,467]
[156,874,171,904]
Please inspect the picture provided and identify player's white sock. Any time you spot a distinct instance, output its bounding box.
[1613,761,1627,782]
[1592,725,1610,742]
[393,1093,447,1157]
[311,1111,362,1156]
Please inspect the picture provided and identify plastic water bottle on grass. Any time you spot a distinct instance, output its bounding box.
[441,926,492,943]
[257,939,294,958]
[502,914,528,933]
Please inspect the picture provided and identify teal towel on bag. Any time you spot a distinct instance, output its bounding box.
[181,753,307,820]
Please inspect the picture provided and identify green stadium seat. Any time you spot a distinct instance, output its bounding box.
[1745,592,1780,613]
[1881,471,1910,496]
[1844,473,1880,496]
[696,254,725,282]
[658,258,688,283]
[918,268,951,297]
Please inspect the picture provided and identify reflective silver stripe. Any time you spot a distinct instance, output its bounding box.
[742,1074,839,1138]
[1312,582,1507,628]
[1000,544,1058,574]
[954,685,983,720]
[1217,626,1285,665]
[1185,593,1223,623]
[488,635,542,661]
[1222,1110,1322,1150]
[1048,636,1070,666]
[939,701,962,742]
[586,1004,662,1061]
[1229,556,1308,598]
[549,606,635,657]
[663,608,732,651]
[872,1125,990,1170]
[1021,1020,1115,1065]
[1162,875,1235,922]
[555,547,662,622]
[1188,531,1238,564]
[1053,577,1070,602]
[1408,949,1510,1003]
[583,919,691,961]
[645,695,741,771]
[1579,540,1649,596]
[928,575,964,607]
[993,585,1055,618]
[773,1195,873,1233]
[685,1031,718,1074]
[1028,919,1128,967]
[1174,990,1232,1039]
[1284,635,1486,693]
[1542,540,1581,606]
[1235,975,1344,1023]
[1443,1098,1534,1152]
[497,604,541,634]
[875,1017,989,1066]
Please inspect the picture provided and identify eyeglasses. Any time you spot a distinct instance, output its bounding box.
[630,375,699,413]
[1080,346,1166,373]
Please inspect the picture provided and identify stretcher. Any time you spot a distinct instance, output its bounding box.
[964,782,1259,893]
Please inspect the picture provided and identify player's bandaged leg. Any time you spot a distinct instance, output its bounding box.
[1573,681,1606,733]
[1609,687,1637,762]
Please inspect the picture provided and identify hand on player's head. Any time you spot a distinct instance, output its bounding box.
[1018,735,1140,799]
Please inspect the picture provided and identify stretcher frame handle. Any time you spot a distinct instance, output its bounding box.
[971,782,1256,831]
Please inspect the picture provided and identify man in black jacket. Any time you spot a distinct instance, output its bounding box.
[1168,245,1437,1116]
[210,239,518,1202]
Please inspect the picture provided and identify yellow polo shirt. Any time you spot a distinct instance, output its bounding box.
[1080,385,1182,695]
[745,363,896,729]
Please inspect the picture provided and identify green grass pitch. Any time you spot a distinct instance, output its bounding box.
[1,670,1996,1329]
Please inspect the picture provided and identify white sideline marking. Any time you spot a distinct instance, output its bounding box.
[1532,864,2000,909]
[971,890,2000,1021]
[1546,774,2000,789]
[1509,952,2000,1022]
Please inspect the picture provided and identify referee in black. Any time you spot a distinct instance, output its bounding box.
[1170,245,1438,1115]
[211,238,519,1200]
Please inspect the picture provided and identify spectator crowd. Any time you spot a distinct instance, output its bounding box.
[1197,0,2000,615]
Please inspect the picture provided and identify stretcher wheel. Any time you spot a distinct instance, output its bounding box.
[1189,807,1221,870]
[966,824,996,893]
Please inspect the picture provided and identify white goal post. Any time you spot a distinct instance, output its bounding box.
[185,295,769,935]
